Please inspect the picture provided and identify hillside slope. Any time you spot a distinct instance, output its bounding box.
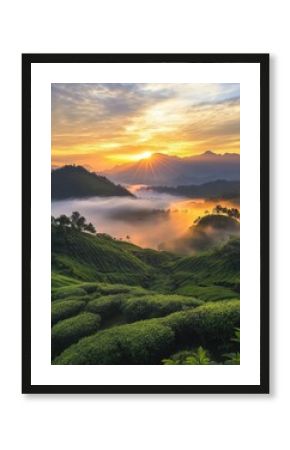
[52,225,239,295]
[144,180,240,200]
[52,165,134,199]
[51,226,240,364]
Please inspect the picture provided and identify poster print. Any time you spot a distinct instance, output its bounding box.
[22,54,269,393]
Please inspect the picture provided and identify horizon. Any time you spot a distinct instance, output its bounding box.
[52,83,240,171]
[52,149,240,172]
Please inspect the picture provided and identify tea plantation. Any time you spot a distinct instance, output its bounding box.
[51,225,240,364]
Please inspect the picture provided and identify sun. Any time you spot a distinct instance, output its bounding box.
[133,151,152,161]
[140,151,152,159]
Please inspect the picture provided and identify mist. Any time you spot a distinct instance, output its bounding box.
[51,188,238,250]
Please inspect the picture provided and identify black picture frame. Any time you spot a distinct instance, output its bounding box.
[22,53,269,394]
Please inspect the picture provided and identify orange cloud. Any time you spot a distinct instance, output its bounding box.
[51,83,240,170]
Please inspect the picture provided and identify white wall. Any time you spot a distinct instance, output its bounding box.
[0,1,286,449]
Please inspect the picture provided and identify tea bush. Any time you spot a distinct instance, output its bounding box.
[85,294,123,319]
[52,286,87,301]
[52,300,239,364]
[51,312,101,357]
[51,299,86,325]
[122,294,203,322]
[53,320,175,365]
[162,299,240,348]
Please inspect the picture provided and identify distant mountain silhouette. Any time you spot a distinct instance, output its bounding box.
[142,180,240,200]
[103,151,240,186]
[52,165,134,199]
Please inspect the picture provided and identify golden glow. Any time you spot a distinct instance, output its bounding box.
[132,151,152,161]
[51,83,240,170]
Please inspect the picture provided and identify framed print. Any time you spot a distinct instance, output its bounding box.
[22,53,269,394]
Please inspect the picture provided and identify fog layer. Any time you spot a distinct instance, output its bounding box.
[51,187,238,250]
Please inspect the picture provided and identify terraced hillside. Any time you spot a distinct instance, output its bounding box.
[51,225,240,364]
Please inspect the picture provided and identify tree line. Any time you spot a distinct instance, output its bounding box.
[213,204,240,220]
[51,211,96,234]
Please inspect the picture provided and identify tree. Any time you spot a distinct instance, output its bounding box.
[70,211,87,231]
[70,211,81,229]
[84,222,96,234]
[51,215,57,226]
[213,204,223,214]
[56,214,71,229]
[76,215,86,231]
[213,205,240,220]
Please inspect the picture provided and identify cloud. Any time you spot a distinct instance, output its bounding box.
[52,83,240,170]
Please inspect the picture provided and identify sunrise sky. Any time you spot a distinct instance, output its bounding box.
[51,83,240,171]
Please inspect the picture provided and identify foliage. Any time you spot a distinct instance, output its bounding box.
[53,320,175,365]
[51,220,240,364]
[53,211,96,234]
[213,204,240,220]
[85,294,123,319]
[162,300,240,349]
[231,327,240,343]
[53,300,239,364]
[223,327,240,364]
[52,285,88,301]
[175,284,238,301]
[122,294,203,322]
[51,312,101,358]
[51,299,86,325]
[168,238,240,291]
[162,346,214,365]
[223,352,240,365]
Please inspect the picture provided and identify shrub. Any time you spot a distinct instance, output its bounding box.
[223,352,240,365]
[97,283,148,296]
[53,320,175,365]
[122,294,203,322]
[80,283,101,295]
[52,286,87,301]
[53,300,239,365]
[162,300,240,349]
[51,299,86,325]
[85,295,123,319]
[162,346,214,365]
[175,284,238,301]
[51,312,101,358]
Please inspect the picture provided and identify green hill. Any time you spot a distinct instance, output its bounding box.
[52,225,239,293]
[52,165,134,199]
[51,225,240,364]
[160,214,240,256]
[166,238,240,296]
[195,214,240,231]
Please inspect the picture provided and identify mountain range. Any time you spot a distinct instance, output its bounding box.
[143,179,240,200]
[103,151,240,186]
